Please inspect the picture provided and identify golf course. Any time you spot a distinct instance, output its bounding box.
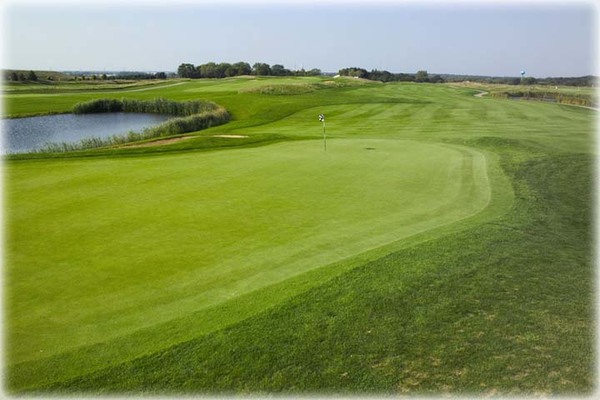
[3,76,595,395]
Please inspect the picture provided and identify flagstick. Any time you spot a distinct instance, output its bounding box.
[318,113,326,151]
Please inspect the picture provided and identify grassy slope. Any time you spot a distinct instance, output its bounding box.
[3,77,595,394]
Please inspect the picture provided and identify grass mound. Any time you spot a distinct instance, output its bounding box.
[239,83,317,95]
[238,77,375,95]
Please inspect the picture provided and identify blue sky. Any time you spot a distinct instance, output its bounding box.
[2,0,597,77]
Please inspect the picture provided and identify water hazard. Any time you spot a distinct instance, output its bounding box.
[3,112,172,154]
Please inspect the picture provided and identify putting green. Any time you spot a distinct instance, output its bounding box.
[6,138,491,368]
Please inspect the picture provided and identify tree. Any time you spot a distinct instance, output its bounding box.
[521,76,537,85]
[338,67,368,78]
[200,62,219,78]
[395,73,415,82]
[415,70,429,83]
[27,70,38,81]
[155,72,167,79]
[369,69,394,82]
[232,62,252,76]
[224,66,236,77]
[271,64,291,76]
[508,78,521,85]
[177,63,199,78]
[10,72,18,81]
[252,62,271,76]
[216,63,231,78]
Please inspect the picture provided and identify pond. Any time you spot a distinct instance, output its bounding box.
[2,112,172,154]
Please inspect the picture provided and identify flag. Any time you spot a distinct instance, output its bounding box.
[319,114,325,122]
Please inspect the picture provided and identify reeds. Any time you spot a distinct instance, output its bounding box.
[72,98,220,116]
[490,90,594,107]
[39,99,231,152]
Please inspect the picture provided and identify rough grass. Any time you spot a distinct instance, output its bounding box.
[3,77,595,395]
[239,83,317,95]
[237,78,372,95]
[489,89,595,107]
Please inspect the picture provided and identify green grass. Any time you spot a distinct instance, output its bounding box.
[44,150,592,396]
[3,77,595,395]
[2,78,178,94]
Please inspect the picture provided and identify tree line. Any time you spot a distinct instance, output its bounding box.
[338,67,445,83]
[177,62,321,79]
[6,66,595,87]
[441,74,596,87]
[338,67,596,87]
[4,70,169,82]
[6,70,39,82]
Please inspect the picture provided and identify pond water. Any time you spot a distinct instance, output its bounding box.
[2,113,172,154]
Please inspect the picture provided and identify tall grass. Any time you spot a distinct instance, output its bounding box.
[39,99,230,152]
[238,78,374,95]
[490,90,595,107]
[72,98,220,116]
[239,84,317,95]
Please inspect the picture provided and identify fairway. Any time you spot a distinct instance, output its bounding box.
[3,76,594,394]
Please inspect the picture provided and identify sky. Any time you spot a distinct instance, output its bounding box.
[1,0,597,77]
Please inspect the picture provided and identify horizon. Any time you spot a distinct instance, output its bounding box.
[1,0,598,78]
[3,67,598,80]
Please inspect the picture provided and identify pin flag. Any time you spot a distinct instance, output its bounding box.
[319,114,326,151]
